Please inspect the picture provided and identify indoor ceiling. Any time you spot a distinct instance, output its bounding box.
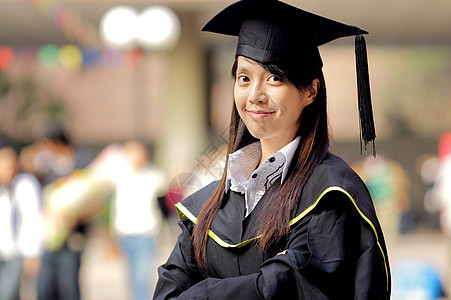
[0,0,449,46]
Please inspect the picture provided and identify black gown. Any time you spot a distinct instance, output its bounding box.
[154,153,391,299]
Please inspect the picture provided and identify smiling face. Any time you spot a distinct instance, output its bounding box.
[234,56,317,150]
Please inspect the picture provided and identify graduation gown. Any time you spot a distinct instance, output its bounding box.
[153,153,391,299]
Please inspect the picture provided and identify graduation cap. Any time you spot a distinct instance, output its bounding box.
[202,0,376,155]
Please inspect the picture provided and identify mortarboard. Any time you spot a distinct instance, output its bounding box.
[202,0,376,155]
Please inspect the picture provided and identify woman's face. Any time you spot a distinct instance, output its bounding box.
[234,56,316,147]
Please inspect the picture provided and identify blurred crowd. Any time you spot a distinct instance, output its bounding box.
[1,124,180,300]
[351,133,451,299]
[1,126,451,300]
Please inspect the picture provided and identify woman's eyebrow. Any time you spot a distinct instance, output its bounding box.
[236,66,249,73]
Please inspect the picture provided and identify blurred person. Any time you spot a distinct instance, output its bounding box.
[352,154,410,246]
[153,1,390,299]
[18,124,92,186]
[425,133,451,295]
[0,146,43,300]
[425,133,451,237]
[160,174,187,220]
[419,153,441,228]
[112,141,167,300]
[31,124,95,300]
[158,163,200,222]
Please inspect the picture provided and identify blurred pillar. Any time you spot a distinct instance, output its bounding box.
[154,11,208,175]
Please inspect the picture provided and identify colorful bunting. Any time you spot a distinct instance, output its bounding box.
[0,44,138,71]
[38,44,60,67]
[60,45,82,70]
[0,46,14,71]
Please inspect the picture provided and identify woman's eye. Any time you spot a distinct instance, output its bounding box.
[268,75,281,83]
[237,75,249,83]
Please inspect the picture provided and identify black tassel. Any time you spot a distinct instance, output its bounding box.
[355,33,376,157]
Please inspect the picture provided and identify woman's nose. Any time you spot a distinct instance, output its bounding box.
[248,81,267,104]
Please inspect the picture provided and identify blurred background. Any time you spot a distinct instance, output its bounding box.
[0,0,450,299]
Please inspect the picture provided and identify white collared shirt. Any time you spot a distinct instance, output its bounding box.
[226,136,300,217]
[0,174,43,259]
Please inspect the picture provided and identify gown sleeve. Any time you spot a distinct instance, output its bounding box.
[154,192,386,300]
[153,219,203,300]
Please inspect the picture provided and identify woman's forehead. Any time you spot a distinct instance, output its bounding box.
[236,56,263,70]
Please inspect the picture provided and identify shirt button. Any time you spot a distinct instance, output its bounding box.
[252,173,258,178]
[269,157,276,163]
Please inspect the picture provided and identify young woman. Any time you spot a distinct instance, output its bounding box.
[154,1,390,299]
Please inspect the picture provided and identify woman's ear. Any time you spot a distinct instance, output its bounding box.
[305,79,320,105]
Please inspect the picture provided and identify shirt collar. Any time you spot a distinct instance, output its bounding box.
[225,136,300,191]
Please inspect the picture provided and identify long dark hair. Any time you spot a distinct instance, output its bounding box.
[192,57,329,270]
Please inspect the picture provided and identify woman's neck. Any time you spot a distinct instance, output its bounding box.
[258,137,294,167]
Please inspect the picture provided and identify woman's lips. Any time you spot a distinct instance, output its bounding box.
[246,109,275,119]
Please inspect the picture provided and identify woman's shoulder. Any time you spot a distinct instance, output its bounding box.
[178,180,220,216]
[295,152,374,219]
[307,152,366,193]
